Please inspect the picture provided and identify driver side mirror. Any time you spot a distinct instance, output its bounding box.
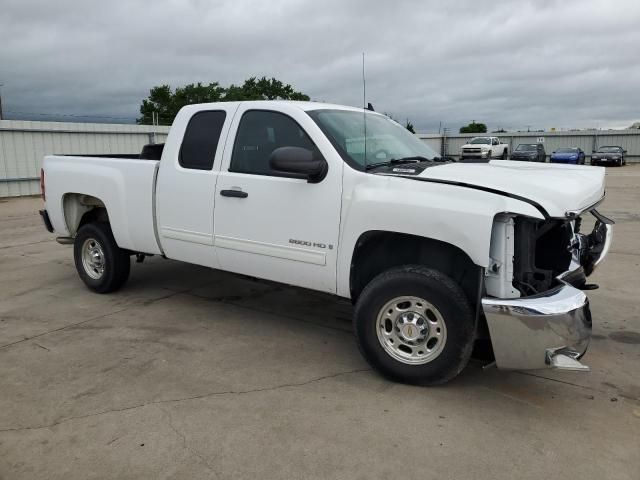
[269,147,328,184]
[623,150,628,154]
[592,150,596,153]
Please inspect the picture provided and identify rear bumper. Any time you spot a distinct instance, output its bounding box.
[39,209,54,233]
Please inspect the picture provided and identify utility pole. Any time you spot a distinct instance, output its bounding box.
[0,83,4,120]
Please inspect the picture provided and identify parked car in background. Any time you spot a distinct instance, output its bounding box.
[550,147,585,165]
[510,143,546,162]
[459,137,509,160]
[591,146,626,167]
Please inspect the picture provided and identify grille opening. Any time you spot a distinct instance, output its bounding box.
[513,217,573,296]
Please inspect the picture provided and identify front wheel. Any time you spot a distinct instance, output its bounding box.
[74,222,131,293]
[353,266,475,385]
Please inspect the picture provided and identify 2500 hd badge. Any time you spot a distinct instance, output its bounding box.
[289,238,333,249]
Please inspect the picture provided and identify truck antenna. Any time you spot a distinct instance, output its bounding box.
[362,52,367,170]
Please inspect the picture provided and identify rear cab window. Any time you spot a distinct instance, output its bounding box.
[179,111,227,170]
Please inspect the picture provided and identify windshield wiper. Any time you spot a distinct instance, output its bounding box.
[365,156,432,171]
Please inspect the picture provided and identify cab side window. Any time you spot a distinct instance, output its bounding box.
[179,111,227,170]
[230,110,318,176]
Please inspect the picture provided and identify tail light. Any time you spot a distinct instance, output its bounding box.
[40,168,45,201]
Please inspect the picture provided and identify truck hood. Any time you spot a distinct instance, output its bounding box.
[412,160,605,218]
[461,143,490,149]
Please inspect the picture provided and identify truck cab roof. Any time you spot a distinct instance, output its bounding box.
[178,100,371,114]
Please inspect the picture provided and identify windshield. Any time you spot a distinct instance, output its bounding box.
[556,148,578,154]
[597,146,621,153]
[516,144,537,151]
[307,109,439,169]
[470,137,491,144]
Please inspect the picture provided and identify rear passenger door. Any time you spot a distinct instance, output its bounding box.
[213,104,342,293]
[156,105,238,267]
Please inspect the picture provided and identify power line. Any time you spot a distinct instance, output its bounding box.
[5,110,137,121]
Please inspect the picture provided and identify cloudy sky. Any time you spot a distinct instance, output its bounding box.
[1,0,639,131]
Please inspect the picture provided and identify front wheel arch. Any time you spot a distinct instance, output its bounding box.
[349,231,481,305]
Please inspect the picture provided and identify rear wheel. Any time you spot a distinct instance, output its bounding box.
[353,265,475,385]
[74,222,130,293]
[502,149,508,159]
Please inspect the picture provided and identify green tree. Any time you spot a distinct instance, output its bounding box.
[384,112,417,134]
[224,77,310,101]
[405,120,416,134]
[138,77,309,125]
[459,121,487,134]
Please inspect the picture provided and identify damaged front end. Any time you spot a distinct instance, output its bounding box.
[482,207,613,372]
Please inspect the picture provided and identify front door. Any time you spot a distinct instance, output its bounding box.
[213,104,342,293]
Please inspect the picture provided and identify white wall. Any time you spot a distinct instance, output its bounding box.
[418,129,640,162]
[2,119,639,197]
[0,120,169,197]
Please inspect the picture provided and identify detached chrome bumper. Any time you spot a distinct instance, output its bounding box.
[483,283,591,370]
[482,218,612,371]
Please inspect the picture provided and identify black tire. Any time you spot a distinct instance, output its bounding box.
[74,222,130,293]
[502,149,508,160]
[353,265,475,386]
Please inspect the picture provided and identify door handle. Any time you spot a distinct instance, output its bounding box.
[220,189,248,198]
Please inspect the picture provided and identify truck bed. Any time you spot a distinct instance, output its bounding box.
[43,154,163,255]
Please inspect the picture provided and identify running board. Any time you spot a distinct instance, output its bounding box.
[56,236,74,245]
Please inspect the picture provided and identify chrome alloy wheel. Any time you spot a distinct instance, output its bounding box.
[81,238,106,280]
[376,296,447,365]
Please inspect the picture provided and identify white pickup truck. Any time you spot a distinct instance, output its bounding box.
[460,136,509,160]
[39,101,612,385]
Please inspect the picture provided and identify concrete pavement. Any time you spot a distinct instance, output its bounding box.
[1,167,639,479]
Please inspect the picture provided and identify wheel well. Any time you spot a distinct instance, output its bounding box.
[62,193,109,235]
[349,231,490,343]
[350,231,481,306]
